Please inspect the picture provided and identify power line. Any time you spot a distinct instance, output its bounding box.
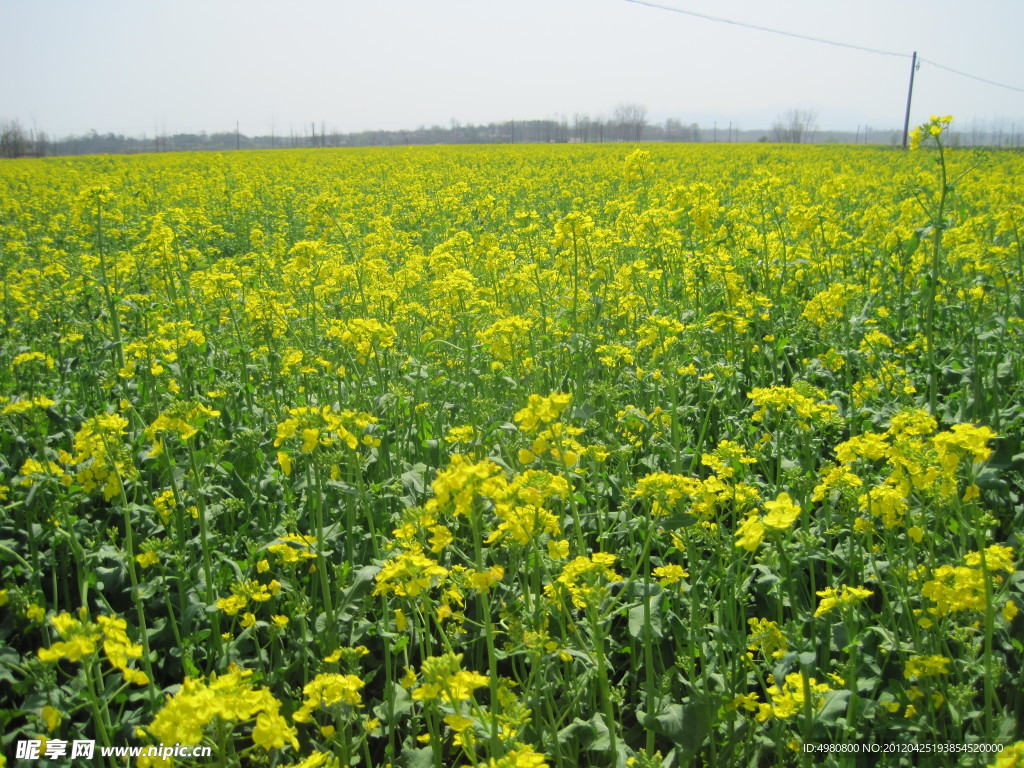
[624,0,1024,95]
[622,0,908,58]
[919,58,1024,95]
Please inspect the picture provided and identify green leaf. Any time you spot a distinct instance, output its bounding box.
[400,463,427,496]
[816,690,851,726]
[659,512,697,530]
[557,717,597,749]
[628,593,663,641]
[374,683,412,724]
[398,745,433,768]
[638,702,710,752]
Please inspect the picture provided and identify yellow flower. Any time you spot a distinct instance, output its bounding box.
[252,709,299,751]
[734,514,765,552]
[135,550,160,569]
[300,428,320,453]
[514,392,572,434]
[277,451,293,477]
[762,492,801,529]
[41,706,62,732]
[652,564,688,585]
[444,714,474,733]
[747,618,787,660]
[989,741,1024,768]
[468,566,504,592]
[217,595,248,616]
[904,654,951,679]
[813,585,873,618]
[374,550,449,598]
[760,673,832,720]
[547,539,570,559]
[412,653,488,705]
[1003,601,1019,622]
[293,673,365,721]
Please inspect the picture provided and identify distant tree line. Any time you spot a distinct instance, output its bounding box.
[2,106,1020,158]
[0,105,702,158]
[1,120,49,159]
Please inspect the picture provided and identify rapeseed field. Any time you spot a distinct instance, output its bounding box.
[1,121,1022,766]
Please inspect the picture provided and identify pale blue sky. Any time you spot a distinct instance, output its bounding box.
[2,0,1022,137]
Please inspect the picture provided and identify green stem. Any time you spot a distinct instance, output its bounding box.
[187,440,223,663]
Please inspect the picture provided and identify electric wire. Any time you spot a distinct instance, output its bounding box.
[624,0,1024,95]
[918,58,1024,95]
[622,0,909,58]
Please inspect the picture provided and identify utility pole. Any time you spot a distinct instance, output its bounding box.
[236,121,240,151]
[901,51,919,149]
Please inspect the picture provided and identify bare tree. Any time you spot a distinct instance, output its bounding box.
[663,118,702,142]
[772,109,817,143]
[613,103,647,142]
[1,119,29,158]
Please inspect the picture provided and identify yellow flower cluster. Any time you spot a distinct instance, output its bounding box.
[632,472,701,515]
[513,393,572,434]
[909,115,954,150]
[826,410,997,531]
[746,618,788,660]
[813,585,874,618]
[17,458,67,487]
[292,673,365,721]
[411,653,489,705]
[140,668,296,755]
[903,654,951,679]
[146,402,221,446]
[920,545,1015,618]
[652,564,688,585]
[374,549,450,598]
[700,439,757,479]
[734,492,802,551]
[545,553,621,609]
[425,454,506,517]
[2,394,56,415]
[38,612,148,686]
[274,405,379,475]
[326,317,397,366]
[987,741,1024,768]
[477,315,533,365]
[801,283,863,328]
[755,673,832,721]
[216,578,283,616]
[748,384,841,431]
[479,468,569,548]
[63,413,133,500]
[462,745,550,768]
[614,405,669,448]
[12,350,55,369]
[267,533,318,563]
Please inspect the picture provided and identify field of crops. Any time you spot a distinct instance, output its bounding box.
[1,123,1023,767]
